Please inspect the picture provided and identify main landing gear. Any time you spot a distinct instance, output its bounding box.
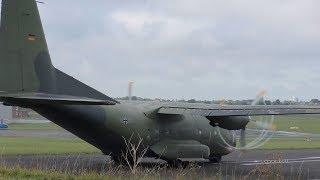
[165,155,222,167]
[166,159,190,168]
[209,155,222,163]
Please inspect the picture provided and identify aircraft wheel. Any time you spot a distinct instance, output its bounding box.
[166,159,190,168]
[209,155,222,163]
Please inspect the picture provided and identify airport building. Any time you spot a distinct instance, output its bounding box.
[0,104,47,124]
[12,106,31,119]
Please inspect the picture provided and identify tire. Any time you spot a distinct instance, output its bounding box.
[209,155,222,163]
[166,159,190,168]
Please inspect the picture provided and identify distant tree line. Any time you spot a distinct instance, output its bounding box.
[117,96,153,101]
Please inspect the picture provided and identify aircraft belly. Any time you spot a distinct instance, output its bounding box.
[150,140,210,160]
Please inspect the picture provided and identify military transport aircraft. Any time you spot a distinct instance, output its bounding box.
[1,0,320,165]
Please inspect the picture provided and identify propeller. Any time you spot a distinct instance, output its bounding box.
[239,90,268,148]
[240,128,246,147]
[217,90,277,150]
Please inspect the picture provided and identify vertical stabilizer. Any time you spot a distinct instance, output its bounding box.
[0,0,55,93]
[0,0,116,103]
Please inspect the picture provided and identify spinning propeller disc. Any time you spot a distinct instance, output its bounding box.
[217,91,276,150]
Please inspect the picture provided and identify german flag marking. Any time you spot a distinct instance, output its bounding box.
[28,34,36,41]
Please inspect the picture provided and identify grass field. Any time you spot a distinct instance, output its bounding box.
[8,123,60,130]
[0,166,119,180]
[241,114,320,149]
[0,137,100,156]
[251,114,320,133]
[258,138,320,149]
[0,165,232,180]
[276,115,320,133]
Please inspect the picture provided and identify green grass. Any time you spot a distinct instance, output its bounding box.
[0,166,197,180]
[245,115,320,149]
[0,161,287,180]
[273,115,320,134]
[260,138,320,149]
[249,115,320,134]
[248,115,320,149]
[0,166,111,180]
[0,163,229,180]
[0,137,100,155]
[8,123,61,130]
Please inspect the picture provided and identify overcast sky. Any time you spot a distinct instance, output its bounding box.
[6,0,320,100]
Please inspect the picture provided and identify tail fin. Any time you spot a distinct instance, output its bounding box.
[0,0,49,92]
[0,0,116,104]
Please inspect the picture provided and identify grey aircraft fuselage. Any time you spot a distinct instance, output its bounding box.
[32,101,235,159]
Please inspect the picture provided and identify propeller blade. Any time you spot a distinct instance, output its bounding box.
[240,128,246,147]
[251,90,267,105]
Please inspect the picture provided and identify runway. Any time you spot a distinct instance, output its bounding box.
[1,127,320,178]
[0,129,77,139]
[1,150,320,179]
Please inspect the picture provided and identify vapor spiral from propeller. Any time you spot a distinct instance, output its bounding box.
[217,90,276,150]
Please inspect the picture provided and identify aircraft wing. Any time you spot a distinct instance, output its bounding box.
[0,92,117,106]
[158,104,320,117]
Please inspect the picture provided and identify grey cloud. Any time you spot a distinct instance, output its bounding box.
[2,0,319,100]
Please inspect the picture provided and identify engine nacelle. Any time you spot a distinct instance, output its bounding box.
[208,116,250,130]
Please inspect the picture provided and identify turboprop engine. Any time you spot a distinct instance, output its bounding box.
[210,91,276,150]
[209,116,250,130]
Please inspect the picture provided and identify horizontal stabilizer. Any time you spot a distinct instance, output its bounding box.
[0,93,117,106]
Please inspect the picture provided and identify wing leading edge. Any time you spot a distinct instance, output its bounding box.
[158,105,320,117]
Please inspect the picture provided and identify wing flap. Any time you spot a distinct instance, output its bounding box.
[0,93,117,105]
